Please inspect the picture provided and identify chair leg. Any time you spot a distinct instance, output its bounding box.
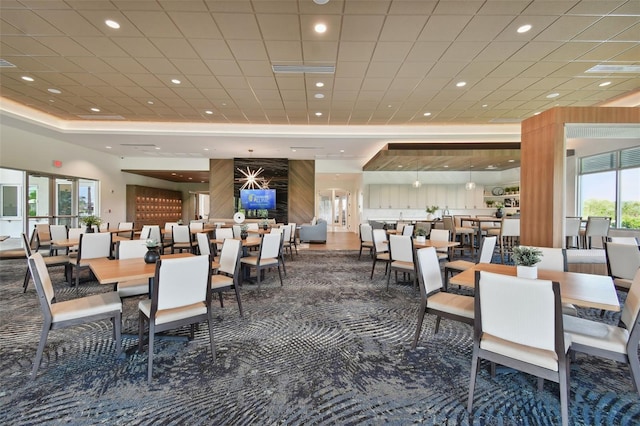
[358,246,363,260]
[467,347,480,413]
[138,311,146,352]
[558,358,570,426]
[277,265,283,286]
[114,311,122,356]
[628,348,640,396]
[434,316,442,334]
[234,286,244,318]
[218,292,224,308]
[370,258,377,280]
[147,322,155,384]
[23,268,30,293]
[256,266,262,291]
[207,315,216,361]
[31,320,51,379]
[386,268,392,291]
[412,305,426,349]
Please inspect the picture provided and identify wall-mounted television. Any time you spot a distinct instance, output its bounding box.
[240,189,276,210]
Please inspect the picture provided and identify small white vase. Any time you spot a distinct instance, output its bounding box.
[416,236,426,244]
[517,265,538,279]
[427,213,434,220]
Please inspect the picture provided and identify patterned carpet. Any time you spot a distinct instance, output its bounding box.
[1,250,639,425]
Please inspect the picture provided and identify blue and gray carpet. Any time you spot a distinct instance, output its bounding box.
[0,250,638,425]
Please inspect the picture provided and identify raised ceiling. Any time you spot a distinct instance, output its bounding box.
[0,0,638,171]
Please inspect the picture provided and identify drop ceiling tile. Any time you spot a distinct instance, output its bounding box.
[106,58,148,74]
[199,88,227,99]
[579,42,638,61]
[344,0,390,14]
[76,10,143,37]
[171,87,204,99]
[151,38,199,59]
[534,16,600,41]
[611,45,640,61]
[370,41,412,62]
[396,62,434,78]
[126,74,166,88]
[335,61,368,78]
[340,15,385,42]
[190,39,234,60]
[331,89,359,101]
[67,57,117,74]
[33,36,92,56]
[203,0,253,14]
[203,59,241,76]
[568,0,630,15]
[3,56,55,71]
[426,61,467,78]
[337,41,375,61]
[274,75,305,90]
[33,10,102,36]
[216,76,250,90]
[171,58,211,76]
[257,14,301,41]
[0,20,27,35]
[479,42,528,61]
[611,1,640,15]
[549,61,597,77]
[136,57,180,75]
[522,1,578,15]
[575,16,639,41]
[111,37,163,58]
[366,61,402,78]
[518,61,565,78]
[238,60,274,77]
[70,37,128,57]
[0,9,64,35]
[123,11,183,37]
[460,61,502,79]
[63,72,109,87]
[159,1,208,12]
[487,61,535,78]
[418,15,471,41]
[433,1,483,14]
[227,40,269,61]
[458,15,518,41]
[612,22,640,42]
[245,76,278,90]
[361,77,393,91]
[111,1,164,11]
[439,42,488,62]
[379,15,429,42]
[215,14,262,40]
[302,41,339,62]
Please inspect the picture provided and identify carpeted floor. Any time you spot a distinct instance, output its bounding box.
[1,250,639,425]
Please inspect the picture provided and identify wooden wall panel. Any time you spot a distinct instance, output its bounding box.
[209,159,234,218]
[520,106,640,248]
[288,160,315,225]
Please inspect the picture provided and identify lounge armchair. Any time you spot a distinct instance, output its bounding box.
[299,218,327,243]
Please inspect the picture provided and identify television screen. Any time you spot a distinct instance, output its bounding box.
[240,189,276,210]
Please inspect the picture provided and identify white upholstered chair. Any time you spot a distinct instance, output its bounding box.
[412,247,474,349]
[115,239,150,298]
[49,224,68,255]
[21,233,70,292]
[370,228,390,280]
[358,223,374,260]
[605,242,640,291]
[386,235,416,290]
[68,232,112,292]
[240,232,283,291]
[443,235,497,291]
[563,268,640,396]
[171,225,196,253]
[402,225,414,237]
[429,228,451,261]
[138,255,214,384]
[210,238,244,317]
[116,222,134,239]
[580,216,611,249]
[28,252,122,379]
[565,217,582,248]
[468,271,570,426]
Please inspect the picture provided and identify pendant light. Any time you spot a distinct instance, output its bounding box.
[465,162,476,190]
[413,154,422,188]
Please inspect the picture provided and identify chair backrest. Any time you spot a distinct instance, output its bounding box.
[402,225,414,237]
[372,229,388,254]
[78,232,112,260]
[535,247,567,272]
[478,236,497,264]
[247,223,259,230]
[189,222,204,232]
[477,271,560,353]
[140,225,152,240]
[22,233,33,257]
[218,238,242,276]
[98,222,110,232]
[28,252,55,312]
[288,223,297,242]
[232,225,242,239]
[621,269,640,331]
[415,222,431,237]
[360,224,373,243]
[117,239,148,259]
[605,242,640,280]
[270,227,282,234]
[154,255,210,311]
[416,247,444,296]
[565,217,582,237]
[216,227,233,240]
[500,218,520,237]
[67,227,84,252]
[281,224,292,242]
[454,215,471,228]
[164,222,179,239]
[259,233,281,259]
[311,217,317,226]
[442,216,455,234]
[607,236,639,245]
[389,235,414,263]
[35,224,51,244]
[585,216,611,237]
[118,222,134,231]
[49,224,68,242]
[430,228,449,242]
[172,225,190,243]
[196,232,211,256]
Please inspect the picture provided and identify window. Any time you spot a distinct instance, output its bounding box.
[1,185,20,217]
[579,146,640,229]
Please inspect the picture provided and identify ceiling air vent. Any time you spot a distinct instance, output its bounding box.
[0,59,16,67]
[272,65,335,74]
[586,64,640,73]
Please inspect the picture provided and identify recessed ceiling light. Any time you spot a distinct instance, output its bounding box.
[314,93,325,99]
[423,112,431,116]
[47,88,61,94]
[201,181,205,183]
[171,173,177,175]
[205,110,213,114]
[313,0,330,4]
[90,107,100,112]
[314,23,327,33]
[517,24,532,33]
[456,81,466,87]
[105,19,120,29]
[398,165,403,168]
[21,76,34,82]
[315,112,322,116]
[508,159,515,162]
[147,100,154,105]
[444,165,449,168]
[340,150,344,153]
[482,104,488,108]
[204,148,209,151]
[315,82,324,88]
[106,146,112,149]
[171,78,181,84]
[48,99,54,102]
[534,111,541,115]
[546,92,560,98]
[155,147,161,150]
[599,81,611,87]
[188,177,193,180]
[291,149,297,152]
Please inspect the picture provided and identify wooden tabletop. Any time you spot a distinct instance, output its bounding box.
[414,240,460,249]
[247,228,271,235]
[211,237,261,248]
[86,253,194,284]
[449,263,620,312]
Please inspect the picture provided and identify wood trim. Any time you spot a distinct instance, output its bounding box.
[209,159,234,218]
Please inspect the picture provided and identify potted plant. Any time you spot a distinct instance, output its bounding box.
[144,239,161,264]
[240,224,249,240]
[486,200,495,208]
[426,205,439,220]
[260,218,270,230]
[415,227,428,244]
[79,215,101,233]
[512,245,543,279]
[495,202,504,218]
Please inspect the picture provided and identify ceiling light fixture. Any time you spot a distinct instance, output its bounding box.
[599,81,611,87]
[314,23,327,33]
[147,100,154,105]
[313,0,330,4]
[517,24,532,33]
[314,93,325,99]
[47,88,61,94]
[171,79,181,84]
[205,110,213,114]
[315,82,324,87]
[21,76,34,82]
[546,92,560,98]
[465,163,476,191]
[315,112,322,116]
[106,146,112,149]
[423,112,431,116]
[413,155,422,188]
[105,19,120,29]
[90,107,100,112]
[456,81,466,87]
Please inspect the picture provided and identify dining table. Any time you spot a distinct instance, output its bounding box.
[86,252,194,286]
[449,263,620,312]
[463,217,502,260]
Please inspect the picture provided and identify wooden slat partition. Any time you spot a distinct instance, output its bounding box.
[288,160,315,225]
[209,159,234,218]
[520,106,640,248]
